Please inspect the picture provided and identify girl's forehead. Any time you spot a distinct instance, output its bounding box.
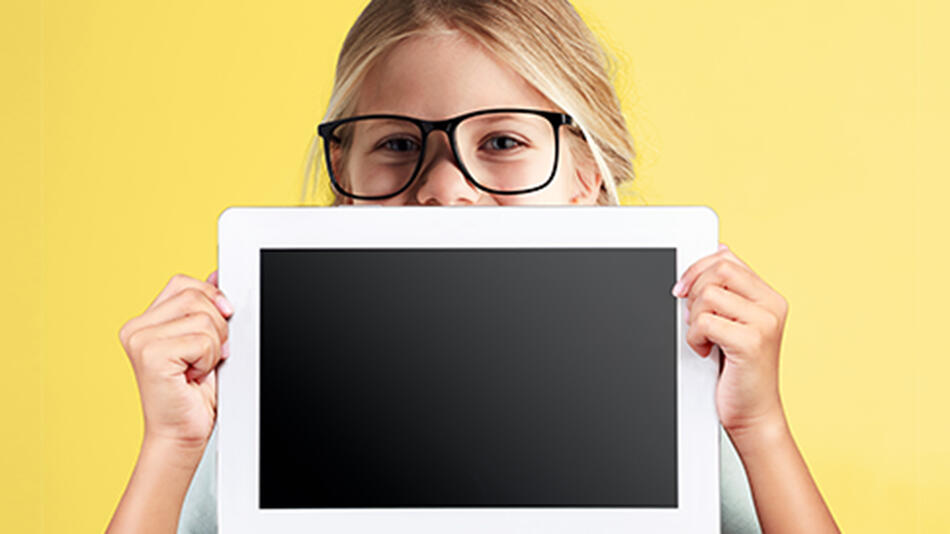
[354,31,555,120]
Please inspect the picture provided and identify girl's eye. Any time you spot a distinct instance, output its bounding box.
[481,136,525,152]
[380,137,420,153]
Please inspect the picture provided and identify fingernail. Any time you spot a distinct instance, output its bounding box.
[221,341,230,359]
[718,243,728,251]
[672,280,685,297]
[215,295,234,316]
[684,307,690,322]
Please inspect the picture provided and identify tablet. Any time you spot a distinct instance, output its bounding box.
[217,205,720,533]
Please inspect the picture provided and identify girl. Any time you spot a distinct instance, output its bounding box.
[107,1,839,533]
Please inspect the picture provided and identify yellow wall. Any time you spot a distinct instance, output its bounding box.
[3,0,947,531]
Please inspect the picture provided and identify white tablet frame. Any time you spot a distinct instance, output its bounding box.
[217,205,720,534]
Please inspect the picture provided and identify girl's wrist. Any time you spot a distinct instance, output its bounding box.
[141,431,208,471]
[725,409,792,458]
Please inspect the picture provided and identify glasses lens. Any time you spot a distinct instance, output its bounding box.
[455,112,557,193]
[327,118,422,198]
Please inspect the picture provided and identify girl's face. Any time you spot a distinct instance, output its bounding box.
[339,32,603,206]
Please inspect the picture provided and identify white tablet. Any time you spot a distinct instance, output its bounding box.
[217,205,720,534]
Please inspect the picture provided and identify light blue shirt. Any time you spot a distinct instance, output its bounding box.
[178,424,761,533]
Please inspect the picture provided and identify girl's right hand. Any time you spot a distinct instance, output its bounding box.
[118,270,233,450]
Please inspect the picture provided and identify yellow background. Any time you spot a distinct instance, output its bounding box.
[2,0,947,532]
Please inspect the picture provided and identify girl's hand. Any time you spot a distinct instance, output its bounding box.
[672,243,789,437]
[118,270,233,450]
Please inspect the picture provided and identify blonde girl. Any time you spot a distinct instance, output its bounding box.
[107,2,839,533]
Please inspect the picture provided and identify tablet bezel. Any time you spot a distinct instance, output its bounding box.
[217,205,720,534]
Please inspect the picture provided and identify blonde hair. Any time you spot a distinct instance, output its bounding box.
[301,0,638,206]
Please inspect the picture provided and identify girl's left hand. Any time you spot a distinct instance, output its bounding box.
[672,243,790,437]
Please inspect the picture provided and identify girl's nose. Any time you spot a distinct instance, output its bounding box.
[413,131,482,206]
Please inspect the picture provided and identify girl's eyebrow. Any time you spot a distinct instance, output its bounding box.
[359,118,418,135]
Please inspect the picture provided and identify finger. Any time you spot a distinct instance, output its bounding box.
[672,244,751,298]
[718,248,788,320]
[125,287,229,344]
[138,332,219,383]
[191,360,218,403]
[686,284,750,325]
[182,331,222,383]
[686,311,756,361]
[686,258,767,311]
[687,283,778,332]
[151,288,229,342]
[147,273,233,317]
[687,256,787,325]
[206,269,218,287]
[126,311,229,360]
[185,357,217,383]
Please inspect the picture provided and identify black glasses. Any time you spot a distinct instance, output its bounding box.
[316,108,574,200]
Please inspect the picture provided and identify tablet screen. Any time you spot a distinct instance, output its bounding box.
[259,248,677,508]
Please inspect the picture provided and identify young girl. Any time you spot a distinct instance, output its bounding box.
[107,1,839,533]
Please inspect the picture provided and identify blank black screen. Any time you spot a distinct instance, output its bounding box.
[259,248,677,508]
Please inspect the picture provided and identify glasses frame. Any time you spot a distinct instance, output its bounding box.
[316,107,574,200]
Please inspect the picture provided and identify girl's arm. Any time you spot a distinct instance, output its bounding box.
[107,270,232,534]
[729,413,839,533]
[674,243,839,534]
[105,436,205,534]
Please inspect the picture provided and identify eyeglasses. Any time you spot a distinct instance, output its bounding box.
[316,108,574,200]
